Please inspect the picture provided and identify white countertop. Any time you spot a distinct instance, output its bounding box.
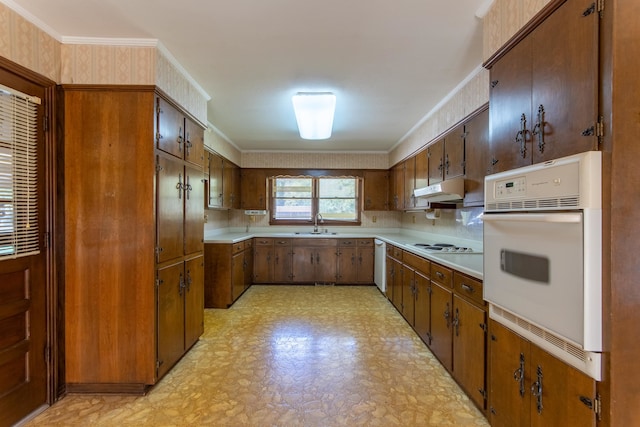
[204,228,483,280]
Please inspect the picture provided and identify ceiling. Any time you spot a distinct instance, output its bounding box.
[6,0,488,153]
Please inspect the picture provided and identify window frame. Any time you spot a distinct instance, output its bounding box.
[269,175,362,226]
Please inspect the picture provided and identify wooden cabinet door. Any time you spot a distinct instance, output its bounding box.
[529,0,599,163]
[453,295,486,411]
[253,243,272,283]
[403,157,416,209]
[414,150,429,208]
[390,257,403,312]
[184,117,204,166]
[529,345,596,427]
[240,169,268,210]
[243,248,253,290]
[157,156,184,263]
[427,139,444,185]
[316,247,337,283]
[207,152,223,208]
[184,256,204,350]
[157,261,185,379]
[444,124,465,179]
[357,246,374,283]
[385,255,394,300]
[156,97,184,159]
[337,246,358,284]
[488,36,533,174]
[184,165,204,256]
[430,282,453,371]
[489,320,531,427]
[292,246,316,283]
[391,163,404,210]
[401,265,415,326]
[463,108,489,207]
[273,242,292,283]
[231,251,245,301]
[362,170,388,210]
[413,271,431,345]
[222,160,240,209]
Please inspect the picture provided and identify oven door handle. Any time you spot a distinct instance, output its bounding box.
[483,213,581,224]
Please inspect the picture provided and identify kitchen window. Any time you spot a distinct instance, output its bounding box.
[270,176,361,225]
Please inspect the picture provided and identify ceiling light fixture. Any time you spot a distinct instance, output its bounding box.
[292,92,336,140]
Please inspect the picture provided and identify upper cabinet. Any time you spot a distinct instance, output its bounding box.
[206,150,240,209]
[362,170,389,211]
[240,168,268,210]
[156,97,205,166]
[487,0,600,175]
[463,107,489,207]
[427,124,465,186]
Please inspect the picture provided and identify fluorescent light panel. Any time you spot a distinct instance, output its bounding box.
[292,92,336,140]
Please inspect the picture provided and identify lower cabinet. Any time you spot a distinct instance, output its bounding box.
[336,238,375,284]
[157,255,204,379]
[292,239,337,283]
[204,240,253,308]
[488,320,598,427]
[253,238,292,283]
[429,263,454,371]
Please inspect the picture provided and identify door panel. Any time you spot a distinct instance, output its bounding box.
[413,271,431,345]
[156,97,184,159]
[157,262,185,379]
[184,256,204,350]
[184,165,204,255]
[156,156,184,263]
[430,282,452,371]
[357,247,374,283]
[0,258,47,427]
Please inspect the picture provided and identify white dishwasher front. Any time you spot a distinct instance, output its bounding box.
[374,239,386,293]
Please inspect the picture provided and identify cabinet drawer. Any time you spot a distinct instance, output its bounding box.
[454,273,484,306]
[254,238,273,246]
[232,241,244,254]
[293,238,337,247]
[431,263,453,288]
[274,238,291,246]
[244,239,253,250]
[339,239,356,247]
[402,251,431,277]
[357,239,373,247]
[388,245,403,260]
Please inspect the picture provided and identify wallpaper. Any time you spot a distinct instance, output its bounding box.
[0,3,60,82]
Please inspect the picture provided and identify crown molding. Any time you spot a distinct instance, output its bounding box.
[60,36,158,47]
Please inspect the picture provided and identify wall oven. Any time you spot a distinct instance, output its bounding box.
[483,151,602,380]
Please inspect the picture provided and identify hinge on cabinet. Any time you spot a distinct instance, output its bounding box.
[594,393,602,421]
[43,232,50,248]
[155,162,164,173]
[597,0,604,17]
[479,323,487,333]
[596,116,604,142]
[43,113,49,132]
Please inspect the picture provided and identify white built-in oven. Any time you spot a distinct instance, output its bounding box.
[483,151,602,380]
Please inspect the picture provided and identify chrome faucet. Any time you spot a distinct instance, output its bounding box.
[314,213,323,233]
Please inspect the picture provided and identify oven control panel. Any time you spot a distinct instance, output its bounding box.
[494,177,526,198]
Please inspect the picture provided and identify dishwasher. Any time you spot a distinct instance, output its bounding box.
[374,239,386,293]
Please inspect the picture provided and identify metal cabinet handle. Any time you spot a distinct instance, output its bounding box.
[461,283,474,293]
[514,113,527,158]
[444,302,450,328]
[531,366,544,414]
[436,271,445,280]
[176,173,183,199]
[513,353,526,397]
[531,104,545,153]
[453,308,460,336]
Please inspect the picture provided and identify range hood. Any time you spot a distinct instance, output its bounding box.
[413,176,465,202]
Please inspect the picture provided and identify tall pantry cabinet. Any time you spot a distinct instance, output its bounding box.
[59,86,205,393]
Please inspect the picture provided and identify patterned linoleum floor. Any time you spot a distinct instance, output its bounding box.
[24,285,489,426]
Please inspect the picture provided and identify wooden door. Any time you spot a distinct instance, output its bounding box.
[362,170,388,210]
[403,157,416,209]
[156,97,184,159]
[315,247,337,283]
[337,246,358,284]
[444,124,465,179]
[488,36,533,174]
[390,258,403,312]
[253,241,272,283]
[272,240,291,283]
[240,169,268,210]
[184,164,204,256]
[207,152,223,208]
[463,108,489,206]
[184,117,204,166]
[231,251,245,301]
[0,73,48,426]
[413,271,431,345]
[414,150,429,208]
[488,320,531,427]
[157,262,185,379]
[385,255,394,300]
[453,295,486,411]
[401,265,415,326]
[243,247,253,291]
[530,0,599,163]
[184,255,204,350]
[357,246,374,283]
[156,155,184,263]
[222,160,237,208]
[391,163,404,210]
[427,139,444,185]
[529,345,597,427]
[430,282,453,371]
[292,246,316,283]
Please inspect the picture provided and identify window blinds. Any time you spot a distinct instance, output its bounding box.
[0,84,40,260]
